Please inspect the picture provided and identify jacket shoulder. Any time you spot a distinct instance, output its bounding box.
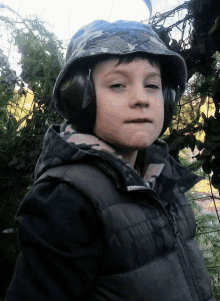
[35,163,126,211]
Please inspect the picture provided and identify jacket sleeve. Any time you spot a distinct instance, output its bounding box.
[5,179,104,301]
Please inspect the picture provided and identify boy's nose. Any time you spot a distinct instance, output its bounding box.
[129,85,150,108]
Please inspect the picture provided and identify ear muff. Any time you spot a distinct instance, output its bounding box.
[59,67,96,134]
[59,68,180,135]
[160,86,180,136]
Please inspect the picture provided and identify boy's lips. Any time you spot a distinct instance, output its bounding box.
[124,118,153,124]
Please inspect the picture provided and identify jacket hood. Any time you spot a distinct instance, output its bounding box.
[34,122,203,202]
[53,19,187,109]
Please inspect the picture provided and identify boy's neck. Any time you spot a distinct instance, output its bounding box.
[109,143,138,168]
[121,150,138,168]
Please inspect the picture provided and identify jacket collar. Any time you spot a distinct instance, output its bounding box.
[35,122,204,202]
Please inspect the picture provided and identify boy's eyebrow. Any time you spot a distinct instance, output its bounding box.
[104,69,161,79]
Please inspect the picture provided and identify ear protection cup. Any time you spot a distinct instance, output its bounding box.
[160,86,180,136]
[59,68,96,134]
[59,68,180,135]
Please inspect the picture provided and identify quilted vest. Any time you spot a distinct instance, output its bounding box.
[35,163,214,301]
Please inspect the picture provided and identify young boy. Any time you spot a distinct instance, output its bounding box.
[5,20,214,300]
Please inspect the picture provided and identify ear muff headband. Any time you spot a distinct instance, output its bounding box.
[59,69,180,135]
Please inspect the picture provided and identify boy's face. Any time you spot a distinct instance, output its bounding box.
[93,58,164,151]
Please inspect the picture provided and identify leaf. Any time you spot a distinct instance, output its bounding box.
[196,154,212,162]
[211,158,220,173]
[201,112,207,120]
[211,172,220,190]
[202,162,212,174]
[8,155,18,167]
[196,140,205,151]
[29,150,39,158]
[2,229,14,234]
[210,134,220,142]
[210,117,220,133]
[215,112,220,120]
[200,148,213,157]
[213,148,220,157]
[184,134,196,152]
[209,16,220,35]
[142,0,152,15]
[206,141,218,151]
[167,135,185,151]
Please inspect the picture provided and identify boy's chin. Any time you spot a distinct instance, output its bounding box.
[94,132,159,151]
[125,143,154,150]
[109,140,156,151]
[122,137,158,150]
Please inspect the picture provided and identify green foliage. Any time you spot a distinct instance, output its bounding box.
[0,49,17,97]
[163,53,220,193]
[0,48,19,140]
[197,114,220,189]
[0,6,65,299]
[178,150,204,175]
[14,18,64,97]
[153,0,220,195]
[186,53,220,191]
[187,190,220,300]
[180,150,220,300]
[179,132,220,299]
[190,72,218,100]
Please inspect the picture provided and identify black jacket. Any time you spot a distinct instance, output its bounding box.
[5,122,214,301]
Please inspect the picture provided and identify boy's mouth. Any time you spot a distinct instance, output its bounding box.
[124,118,153,124]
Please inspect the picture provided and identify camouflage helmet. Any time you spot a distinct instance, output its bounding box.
[52,19,187,133]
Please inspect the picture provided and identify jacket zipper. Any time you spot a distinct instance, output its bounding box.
[169,210,201,301]
[143,191,202,301]
[130,186,203,300]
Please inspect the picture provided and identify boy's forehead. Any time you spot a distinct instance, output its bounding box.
[93,58,160,77]
[95,59,121,73]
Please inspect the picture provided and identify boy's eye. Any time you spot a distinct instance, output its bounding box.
[110,83,125,89]
[109,83,160,90]
[145,84,160,90]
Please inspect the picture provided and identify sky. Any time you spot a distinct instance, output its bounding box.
[0,0,186,74]
[1,0,185,41]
